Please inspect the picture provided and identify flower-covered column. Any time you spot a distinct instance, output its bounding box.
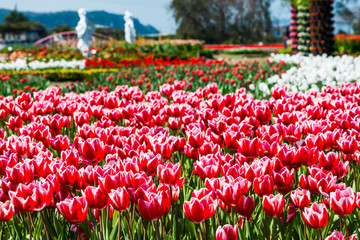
[290,4,299,54]
[309,0,334,55]
[297,5,310,55]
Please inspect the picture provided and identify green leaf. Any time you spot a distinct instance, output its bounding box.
[110,217,119,240]
[185,219,198,240]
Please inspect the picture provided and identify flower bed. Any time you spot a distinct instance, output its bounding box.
[0,40,206,63]
[0,73,49,96]
[204,44,284,50]
[0,59,86,71]
[335,34,360,55]
[268,54,360,93]
[0,59,293,98]
[0,79,359,239]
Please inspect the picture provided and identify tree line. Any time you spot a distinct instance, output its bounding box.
[170,0,275,44]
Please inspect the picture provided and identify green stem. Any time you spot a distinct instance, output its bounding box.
[77,224,80,240]
[27,212,33,240]
[124,212,133,240]
[340,215,342,232]
[153,221,161,240]
[344,216,349,240]
[319,229,323,240]
[353,161,358,192]
[41,211,50,240]
[198,223,204,240]
[118,211,121,240]
[99,210,104,240]
[273,217,278,240]
[265,214,268,240]
[0,223,3,240]
[105,207,109,240]
[203,221,209,240]
[216,210,221,226]
[170,185,174,225]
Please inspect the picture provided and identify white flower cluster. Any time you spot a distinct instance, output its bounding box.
[0,59,86,71]
[268,54,360,92]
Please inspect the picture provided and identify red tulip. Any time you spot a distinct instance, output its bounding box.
[83,186,109,210]
[74,112,90,127]
[157,178,185,204]
[330,187,355,216]
[0,156,16,176]
[61,149,80,167]
[356,192,360,209]
[168,117,182,131]
[138,152,162,176]
[209,119,227,135]
[216,224,238,240]
[262,194,284,218]
[56,165,80,186]
[325,230,357,240]
[125,172,154,202]
[254,105,272,125]
[223,131,244,151]
[273,167,294,187]
[205,177,224,196]
[80,165,110,186]
[0,200,14,222]
[302,203,328,229]
[243,158,272,182]
[9,181,52,212]
[78,138,105,164]
[108,187,130,212]
[216,181,243,206]
[48,114,67,134]
[92,206,114,221]
[286,203,297,224]
[236,138,260,157]
[318,152,340,171]
[6,161,34,185]
[235,195,255,219]
[183,189,217,223]
[56,197,88,224]
[6,116,22,132]
[337,137,358,155]
[157,162,182,185]
[194,155,220,180]
[0,188,9,203]
[99,171,125,194]
[284,124,302,143]
[186,128,204,149]
[299,169,337,196]
[51,135,70,152]
[137,189,171,221]
[290,188,311,209]
[253,175,274,197]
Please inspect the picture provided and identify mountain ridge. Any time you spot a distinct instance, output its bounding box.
[0,9,159,35]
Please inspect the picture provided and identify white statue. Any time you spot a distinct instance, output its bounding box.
[124,11,136,44]
[75,8,94,57]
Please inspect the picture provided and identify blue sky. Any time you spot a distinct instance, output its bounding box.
[1,0,350,34]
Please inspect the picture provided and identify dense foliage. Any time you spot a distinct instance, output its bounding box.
[170,0,274,44]
[0,40,206,62]
[335,34,360,55]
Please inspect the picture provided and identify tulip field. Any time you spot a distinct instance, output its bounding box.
[1,43,360,240]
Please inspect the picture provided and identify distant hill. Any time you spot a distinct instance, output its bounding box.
[0,9,159,35]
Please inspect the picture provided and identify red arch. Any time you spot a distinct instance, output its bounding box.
[34,31,110,46]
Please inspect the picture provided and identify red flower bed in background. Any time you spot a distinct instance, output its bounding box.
[204,44,285,50]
